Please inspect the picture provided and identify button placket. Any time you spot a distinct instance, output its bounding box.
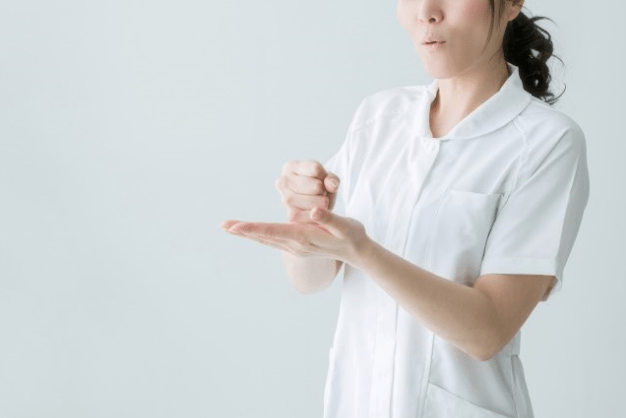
[369,288,397,418]
[411,138,442,418]
[367,137,441,418]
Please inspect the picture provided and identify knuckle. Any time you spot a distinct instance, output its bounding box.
[313,161,325,177]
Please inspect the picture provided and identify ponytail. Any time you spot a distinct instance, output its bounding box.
[499,1,565,105]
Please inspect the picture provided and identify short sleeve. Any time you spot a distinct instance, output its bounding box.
[479,124,591,302]
[323,96,369,217]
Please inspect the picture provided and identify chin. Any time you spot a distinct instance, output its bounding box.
[416,52,453,79]
[421,62,454,80]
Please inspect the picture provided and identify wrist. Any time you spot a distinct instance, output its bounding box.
[350,234,377,269]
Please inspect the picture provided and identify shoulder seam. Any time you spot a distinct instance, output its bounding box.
[348,89,417,134]
[350,108,408,134]
[508,117,529,199]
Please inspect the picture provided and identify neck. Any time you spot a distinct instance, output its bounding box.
[430,60,511,134]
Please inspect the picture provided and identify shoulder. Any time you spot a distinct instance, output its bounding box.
[350,85,429,133]
[515,97,587,153]
[511,98,588,187]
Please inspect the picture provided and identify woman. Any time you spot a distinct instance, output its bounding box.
[221,0,590,417]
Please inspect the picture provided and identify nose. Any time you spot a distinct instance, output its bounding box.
[417,0,443,25]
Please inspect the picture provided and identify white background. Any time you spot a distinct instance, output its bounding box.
[1,0,623,417]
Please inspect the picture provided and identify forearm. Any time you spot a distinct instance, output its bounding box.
[281,251,339,294]
[352,238,500,361]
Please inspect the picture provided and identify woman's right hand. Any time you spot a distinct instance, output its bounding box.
[275,160,341,223]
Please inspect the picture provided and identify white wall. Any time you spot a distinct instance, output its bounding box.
[0,0,623,416]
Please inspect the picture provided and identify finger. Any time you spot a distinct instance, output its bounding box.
[309,207,345,238]
[292,159,327,180]
[290,173,327,196]
[323,173,340,194]
[220,220,244,230]
[284,195,330,215]
[325,192,336,212]
[247,232,318,258]
[231,229,291,252]
[281,160,325,178]
[231,222,299,241]
[240,225,320,256]
[243,230,294,248]
[288,209,324,224]
[323,174,340,212]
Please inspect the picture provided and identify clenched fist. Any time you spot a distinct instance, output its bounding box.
[274,160,341,223]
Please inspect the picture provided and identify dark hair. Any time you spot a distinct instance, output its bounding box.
[486,0,565,105]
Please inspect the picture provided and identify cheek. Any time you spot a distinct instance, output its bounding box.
[464,0,491,23]
[396,3,411,28]
[455,0,492,47]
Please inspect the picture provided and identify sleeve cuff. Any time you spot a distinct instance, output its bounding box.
[479,257,563,302]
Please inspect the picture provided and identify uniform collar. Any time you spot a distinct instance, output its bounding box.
[412,62,532,141]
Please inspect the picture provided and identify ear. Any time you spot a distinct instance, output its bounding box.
[507,0,524,21]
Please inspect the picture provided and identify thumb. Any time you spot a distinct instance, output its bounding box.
[310,207,343,234]
[324,173,340,194]
[323,173,340,211]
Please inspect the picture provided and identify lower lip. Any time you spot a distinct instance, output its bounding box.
[423,42,446,50]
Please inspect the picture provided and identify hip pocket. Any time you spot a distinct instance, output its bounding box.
[511,354,535,418]
[422,381,515,418]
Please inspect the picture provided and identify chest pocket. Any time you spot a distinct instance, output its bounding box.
[425,189,503,286]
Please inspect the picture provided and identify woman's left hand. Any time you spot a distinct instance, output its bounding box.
[220,207,371,265]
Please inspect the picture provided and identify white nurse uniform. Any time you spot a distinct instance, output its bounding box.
[322,62,590,418]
